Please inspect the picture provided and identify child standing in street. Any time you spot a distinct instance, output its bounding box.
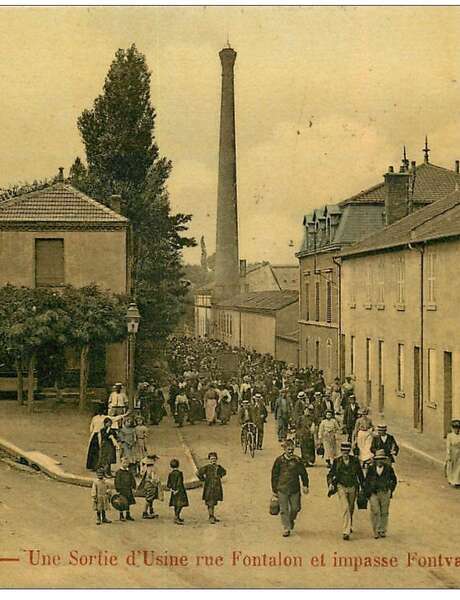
[196,452,226,524]
[138,455,163,519]
[91,467,112,525]
[114,457,137,521]
[134,415,148,474]
[166,459,189,525]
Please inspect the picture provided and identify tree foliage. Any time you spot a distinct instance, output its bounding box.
[70,44,196,375]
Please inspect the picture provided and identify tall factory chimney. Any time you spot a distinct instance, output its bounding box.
[214,46,240,300]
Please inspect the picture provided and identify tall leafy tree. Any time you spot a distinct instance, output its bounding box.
[71,44,195,377]
[62,285,127,412]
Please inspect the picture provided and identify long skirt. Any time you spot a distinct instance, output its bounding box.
[205,399,217,423]
[356,429,374,463]
[446,444,460,485]
[322,433,337,461]
[299,436,316,465]
[86,433,100,470]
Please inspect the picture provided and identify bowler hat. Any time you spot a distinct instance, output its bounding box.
[341,442,352,452]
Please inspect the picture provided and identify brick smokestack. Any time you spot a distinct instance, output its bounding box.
[384,165,410,225]
[214,47,240,300]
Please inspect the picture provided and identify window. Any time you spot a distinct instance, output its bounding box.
[397,255,405,306]
[35,239,64,287]
[427,348,437,407]
[326,280,332,323]
[326,338,332,371]
[377,257,385,305]
[397,343,405,392]
[365,262,372,306]
[350,263,356,307]
[315,281,320,321]
[305,280,310,321]
[427,251,436,305]
[350,335,356,375]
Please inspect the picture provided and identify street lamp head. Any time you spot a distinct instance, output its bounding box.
[126,302,141,334]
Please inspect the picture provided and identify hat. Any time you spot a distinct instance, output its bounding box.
[374,449,387,460]
[297,391,306,398]
[377,424,387,431]
[208,451,218,459]
[325,409,333,415]
[96,467,105,476]
[349,394,356,401]
[452,419,460,428]
[111,493,129,512]
[341,442,352,452]
[254,393,262,399]
[282,439,295,448]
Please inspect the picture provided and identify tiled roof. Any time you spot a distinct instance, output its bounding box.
[0,182,128,224]
[340,189,460,257]
[338,162,460,207]
[216,290,299,313]
[333,204,385,245]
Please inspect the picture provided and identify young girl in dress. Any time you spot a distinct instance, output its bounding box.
[138,455,163,519]
[166,458,189,525]
[134,416,148,474]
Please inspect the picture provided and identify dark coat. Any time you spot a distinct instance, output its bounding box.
[114,467,137,505]
[364,463,397,497]
[343,403,360,431]
[167,469,189,508]
[98,427,118,466]
[328,455,364,489]
[271,454,309,495]
[370,434,400,463]
[196,463,226,504]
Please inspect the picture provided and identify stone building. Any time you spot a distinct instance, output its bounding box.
[0,173,130,392]
[296,149,460,385]
[339,183,460,441]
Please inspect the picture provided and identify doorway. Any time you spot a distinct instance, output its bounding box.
[444,351,453,438]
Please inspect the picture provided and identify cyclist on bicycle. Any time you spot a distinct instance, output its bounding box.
[239,399,258,445]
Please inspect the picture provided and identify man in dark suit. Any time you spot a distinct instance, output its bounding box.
[271,439,309,537]
[364,450,398,538]
[343,395,360,443]
[370,424,400,463]
[327,441,364,540]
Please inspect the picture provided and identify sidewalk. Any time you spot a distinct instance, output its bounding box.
[0,401,200,488]
[383,414,445,467]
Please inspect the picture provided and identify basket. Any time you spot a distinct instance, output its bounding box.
[111,493,129,512]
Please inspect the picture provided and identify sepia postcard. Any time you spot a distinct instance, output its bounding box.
[0,5,459,590]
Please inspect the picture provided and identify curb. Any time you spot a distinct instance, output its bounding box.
[398,439,444,467]
[0,433,203,491]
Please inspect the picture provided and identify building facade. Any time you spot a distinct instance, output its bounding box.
[296,153,460,385]
[340,186,460,441]
[0,177,130,389]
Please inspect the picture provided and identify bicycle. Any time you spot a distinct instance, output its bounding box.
[240,421,258,458]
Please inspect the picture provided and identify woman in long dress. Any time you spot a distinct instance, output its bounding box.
[86,404,106,470]
[353,407,374,466]
[446,419,460,486]
[204,383,219,426]
[318,410,340,467]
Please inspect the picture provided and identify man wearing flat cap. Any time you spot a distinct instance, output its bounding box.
[371,424,399,463]
[327,441,364,540]
[271,439,309,537]
[364,449,398,539]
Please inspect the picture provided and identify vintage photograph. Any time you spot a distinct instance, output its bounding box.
[0,5,459,589]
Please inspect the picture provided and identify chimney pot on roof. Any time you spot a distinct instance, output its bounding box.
[388,166,394,173]
[109,194,122,213]
[384,164,410,225]
[411,160,416,171]
[456,160,459,174]
[58,167,64,182]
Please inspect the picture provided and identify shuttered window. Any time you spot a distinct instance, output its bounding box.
[35,239,65,287]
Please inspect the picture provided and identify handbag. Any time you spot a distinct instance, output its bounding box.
[269,495,280,516]
[316,444,325,457]
[357,489,368,510]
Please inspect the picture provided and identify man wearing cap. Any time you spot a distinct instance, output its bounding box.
[108,383,128,418]
[327,442,364,540]
[364,450,398,538]
[371,424,400,463]
[293,391,307,426]
[271,439,309,537]
[343,395,360,443]
[252,393,268,450]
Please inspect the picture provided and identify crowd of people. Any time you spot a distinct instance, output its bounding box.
[84,334,460,536]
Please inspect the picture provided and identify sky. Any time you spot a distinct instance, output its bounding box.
[2,7,460,264]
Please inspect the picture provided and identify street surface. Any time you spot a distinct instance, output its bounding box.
[1,414,459,588]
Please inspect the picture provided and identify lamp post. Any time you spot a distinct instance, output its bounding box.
[126,302,141,411]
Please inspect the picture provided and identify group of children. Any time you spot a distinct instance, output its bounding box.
[91,451,227,527]
[91,454,189,526]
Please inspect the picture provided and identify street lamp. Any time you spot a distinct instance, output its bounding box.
[126,302,141,410]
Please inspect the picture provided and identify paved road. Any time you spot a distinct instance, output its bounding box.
[0,414,459,588]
